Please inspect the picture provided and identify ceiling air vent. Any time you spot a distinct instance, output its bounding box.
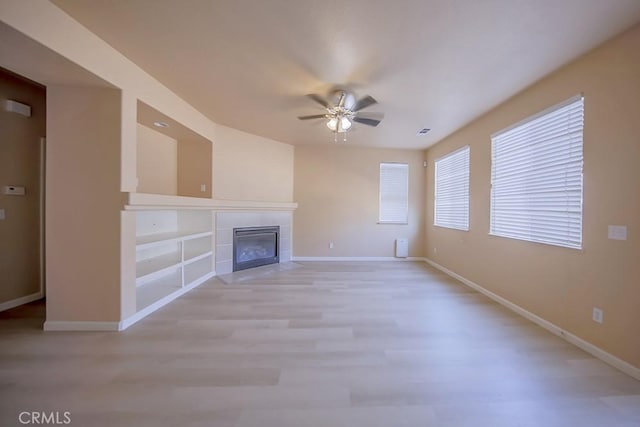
[416,128,431,136]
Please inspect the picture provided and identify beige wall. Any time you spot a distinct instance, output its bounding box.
[213,125,294,202]
[178,138,212,198]
[136,123,177,195]
[294,145,425,257]
[425,25,640,368]
[46,86,122,322]
[0,70,45,305]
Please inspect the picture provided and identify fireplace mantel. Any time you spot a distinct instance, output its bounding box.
[124,193,294,276]
[125,192,297,211]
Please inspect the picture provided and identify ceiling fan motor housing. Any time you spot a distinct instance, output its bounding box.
[329,89,356,110]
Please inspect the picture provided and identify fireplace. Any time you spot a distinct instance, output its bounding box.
[233,226,280,272]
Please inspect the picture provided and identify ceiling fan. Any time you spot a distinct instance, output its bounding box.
[298,89,383,141]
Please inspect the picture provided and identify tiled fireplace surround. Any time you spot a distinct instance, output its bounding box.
[215,211,292,275]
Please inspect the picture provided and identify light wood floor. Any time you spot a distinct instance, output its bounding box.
[1,261,639,427]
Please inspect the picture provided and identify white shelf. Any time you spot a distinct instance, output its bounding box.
[136,252,182,284]
[136,270,182,311]
[185,255,213,285]
[136,230,212,250]
[184,250,213,266]
[134,209,214,319]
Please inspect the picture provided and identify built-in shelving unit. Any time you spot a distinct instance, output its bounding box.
[135,210,215,313]
[121,193,297,330]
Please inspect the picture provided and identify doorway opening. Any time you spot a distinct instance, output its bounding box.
[0,67,46,323]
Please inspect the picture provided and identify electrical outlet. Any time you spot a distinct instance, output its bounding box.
[329,242,334,249]
[592,307,604,324]
[433,247,437,254]
[0,209,5,220]
[200,184,206,192]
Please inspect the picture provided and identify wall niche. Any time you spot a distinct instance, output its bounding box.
[136,100,212,198]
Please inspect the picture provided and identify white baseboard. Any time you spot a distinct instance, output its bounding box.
[293,256,427,262]
[45,272,216,332]
[424,258,640,381]
[43,321,120,331]
[0,292,43,313]
[119,271,215,330]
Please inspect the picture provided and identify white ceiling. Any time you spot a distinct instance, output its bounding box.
[52,0,640,149]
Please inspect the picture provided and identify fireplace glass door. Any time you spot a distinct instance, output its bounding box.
[233,226,279,271]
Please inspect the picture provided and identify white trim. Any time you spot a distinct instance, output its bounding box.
[0,292,43,313]
[424,258,640,381]
[44,321,120,331]
[293,256,427,262]
[126,193,298,211]
[120,271,215,330]
[39,136,46,297]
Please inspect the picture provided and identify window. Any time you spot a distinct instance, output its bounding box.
[490,95,584,249]
[434,146,470,231]
[379,163,409,224]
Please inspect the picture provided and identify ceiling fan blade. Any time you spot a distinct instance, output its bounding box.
[354,111,384,120]
[306,94,330,109]
[298,114,327,120]
[352,95,377,112]
[353,116,381,127]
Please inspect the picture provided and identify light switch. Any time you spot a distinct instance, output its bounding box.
[0,209,4,220]
[608,225,627,241]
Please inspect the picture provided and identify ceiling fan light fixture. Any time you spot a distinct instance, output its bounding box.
[300,89,381,140]
[327,117,338,131]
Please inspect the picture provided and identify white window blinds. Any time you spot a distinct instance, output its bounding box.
[490,96,584,249]
[434,146,470,231]
[379,163,409,224]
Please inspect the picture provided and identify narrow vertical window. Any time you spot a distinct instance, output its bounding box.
[434,146,470,231]
[379,163,409,224]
